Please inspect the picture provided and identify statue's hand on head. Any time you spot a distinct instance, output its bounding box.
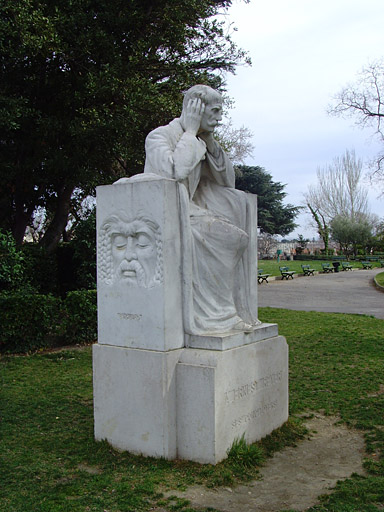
[198,131,217,155]
[181,98,205,136]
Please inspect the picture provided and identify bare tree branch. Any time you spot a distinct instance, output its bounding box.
[328,59,384,183]
[304,149,369,222]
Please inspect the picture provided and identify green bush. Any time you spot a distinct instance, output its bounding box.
[21,244,59,295]
[0,231,26,291]
[70,210,97,290]
[61,290,97,344]
[0,292,60,353]
[293,254,328,261]
[21,240,93,297]
[0,290,97,354]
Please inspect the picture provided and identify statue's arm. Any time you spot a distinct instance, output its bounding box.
[173,133,206,180]
[145,125,206,181]
[144,129,176,179]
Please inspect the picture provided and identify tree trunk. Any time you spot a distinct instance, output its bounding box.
[13,183,36,245]
[307,203,329,256]
[13,214,30,246]
[40,185,74,253]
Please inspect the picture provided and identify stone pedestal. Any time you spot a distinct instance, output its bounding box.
[96,175,184,352]
[93,327,288,463]
[177,332,288,464]
[93,344,183,458]
[93,176,289,463]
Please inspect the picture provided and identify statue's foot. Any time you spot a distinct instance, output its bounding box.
[232,320,254,333]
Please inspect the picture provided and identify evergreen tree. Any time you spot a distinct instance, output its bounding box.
[0,0,249,250]
[235,165,300,236]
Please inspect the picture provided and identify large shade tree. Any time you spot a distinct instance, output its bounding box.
[330,214,376,256]
[0,0,250,251]
[235,165,300,236]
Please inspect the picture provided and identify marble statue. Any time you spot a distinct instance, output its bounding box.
[94,86,288,464]
[144,85,259,335]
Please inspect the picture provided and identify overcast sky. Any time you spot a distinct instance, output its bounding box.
[223,0,384,239]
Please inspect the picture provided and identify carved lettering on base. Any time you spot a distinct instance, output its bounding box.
[231,400,279,429]
[224,371,283,404]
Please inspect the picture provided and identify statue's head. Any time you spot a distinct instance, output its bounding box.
[182,85,223,134]
[182,85,222,110]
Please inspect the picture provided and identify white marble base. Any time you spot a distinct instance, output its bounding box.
[185,322,278,350]
[93,332,288,464]
[177,335,288,463]
[93,344,183,458]
[96,177,184,352]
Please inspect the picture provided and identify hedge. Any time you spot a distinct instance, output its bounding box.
[0,292,60,353]
[0,290,97,354]
[61,290,97,344]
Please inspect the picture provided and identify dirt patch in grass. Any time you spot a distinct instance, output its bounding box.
[162,413,366,512]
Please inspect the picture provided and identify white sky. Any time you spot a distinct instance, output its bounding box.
[224,0,384,239]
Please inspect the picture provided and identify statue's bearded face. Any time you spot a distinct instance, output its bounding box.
[111,221,158,287]
[198,101,223,134]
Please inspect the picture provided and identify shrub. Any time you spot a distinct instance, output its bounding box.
[0,292,60,353]
[0,290,97,354]
[0,231,26,291]
[70,210,97,290]
[61,290,97,344]
[56,243,77,295]
[21,243,59,295]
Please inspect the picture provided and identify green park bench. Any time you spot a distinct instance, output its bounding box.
[341,261,353,271]
[361,261,373,269]
[301,264,315,276]
[258,269,271,283]
[321,262,334,273]
[380,260,384,268]
[279,266,295,280]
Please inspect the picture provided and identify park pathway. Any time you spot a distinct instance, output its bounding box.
[258,267,384,319]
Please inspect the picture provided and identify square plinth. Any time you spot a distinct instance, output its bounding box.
[176,335,289,463]
[93,344,183,458]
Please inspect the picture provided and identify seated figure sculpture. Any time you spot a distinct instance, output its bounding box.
[144,85,259,335]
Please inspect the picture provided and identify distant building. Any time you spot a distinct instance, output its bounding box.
[259,239,339,259]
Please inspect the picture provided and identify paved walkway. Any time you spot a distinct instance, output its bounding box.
[258,268,384,319]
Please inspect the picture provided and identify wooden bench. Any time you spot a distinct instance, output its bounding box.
[279,266,295,280]
[341,261,353,271]
[301,264,315,276]
[361,261,373,269]
[258,269,271,283]
[380,260,384,268]
[321,263,334,273]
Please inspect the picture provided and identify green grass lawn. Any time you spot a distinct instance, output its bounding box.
[1,309,384,511]
[375,271,384,288]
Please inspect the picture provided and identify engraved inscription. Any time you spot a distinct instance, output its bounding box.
[118,313,142,320]
[225,371,283,404]
[225,380,257,404]
[98,211,163,287]
[231,400,278,429]
[259,371,283,389]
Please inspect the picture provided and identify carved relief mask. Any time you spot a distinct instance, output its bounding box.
[98,213,163,287]
[111,223,157,286]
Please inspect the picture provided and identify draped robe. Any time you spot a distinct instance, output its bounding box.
[144,118,259,335]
